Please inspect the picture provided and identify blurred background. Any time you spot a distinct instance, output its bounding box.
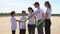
[0,0,60,16]
[0,0,60,34]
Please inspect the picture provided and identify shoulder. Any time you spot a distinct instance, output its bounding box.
[46,8,51,11]
[11,17,15,19]
[28,13,30,15]
[24,16,27,18]
[20,16,23,19]
[11,17,16,21]
[34,8,38,11]
[46,8,51,13]
[40,8,44,11]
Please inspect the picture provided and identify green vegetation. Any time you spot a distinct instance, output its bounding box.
[0,13,60,17]
[0,13,28,17]
[52,14,60,16]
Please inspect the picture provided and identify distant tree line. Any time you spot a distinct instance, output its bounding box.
[0,13,28,17]
[0,13,60,17]
[52,14,60,16]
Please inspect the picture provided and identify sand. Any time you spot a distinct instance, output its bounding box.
[0,16,60,34]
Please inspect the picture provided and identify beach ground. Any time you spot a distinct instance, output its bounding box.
[0,16,60,34]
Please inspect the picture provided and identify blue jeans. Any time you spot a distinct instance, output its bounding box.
[37,20,44,34]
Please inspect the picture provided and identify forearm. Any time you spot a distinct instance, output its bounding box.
[45,13,48,20]
[28,13,35,19]
[34,16,37,24]
[34,18,36,24]
[16,20,22,22]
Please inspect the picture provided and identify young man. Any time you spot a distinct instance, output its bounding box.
[33,2,44,34]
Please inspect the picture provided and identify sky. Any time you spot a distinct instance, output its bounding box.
[0,0,60,14]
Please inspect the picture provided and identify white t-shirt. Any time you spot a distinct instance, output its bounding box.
[46,8,51,19]
[28,13,35,25]
[10,16,17,30]
[20,16,26,29]
[34,7,44,20]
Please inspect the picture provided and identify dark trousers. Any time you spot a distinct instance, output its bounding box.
[45,19,51,34]
[37,20,44,34]
[12,30,16,34]
[28,24,36,34]
[20,29,26,34]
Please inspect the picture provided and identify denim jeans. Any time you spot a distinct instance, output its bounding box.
[37,20,44,34]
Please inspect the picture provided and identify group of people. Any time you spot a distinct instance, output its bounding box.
[10,1,52,34]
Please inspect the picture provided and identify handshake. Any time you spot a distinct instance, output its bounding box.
[16,18,28,23]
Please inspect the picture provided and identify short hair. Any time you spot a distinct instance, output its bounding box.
[34,2,40,6]
[10,11,15,16]
[22,10,26,14]
[28,7,34,12]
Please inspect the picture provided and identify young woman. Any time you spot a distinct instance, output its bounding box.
[44,1,52,34]
[28,7,36,34]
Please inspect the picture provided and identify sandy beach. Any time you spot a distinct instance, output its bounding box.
[0,16,60,34]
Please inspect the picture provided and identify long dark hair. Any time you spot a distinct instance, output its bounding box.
[45,1,52,10]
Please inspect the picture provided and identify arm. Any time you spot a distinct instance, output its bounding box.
[45,12,48,20]
[34,15,37,24]
[41,11,45,21]
[28,13,35,19]
[16,20,22,22]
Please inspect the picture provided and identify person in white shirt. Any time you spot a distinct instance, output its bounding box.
[33,2,44,34]
[28,2,45,34]
[28,7,36,34]
[44,1,52,34]
[10,11,19,34]
[19,11,26,34]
